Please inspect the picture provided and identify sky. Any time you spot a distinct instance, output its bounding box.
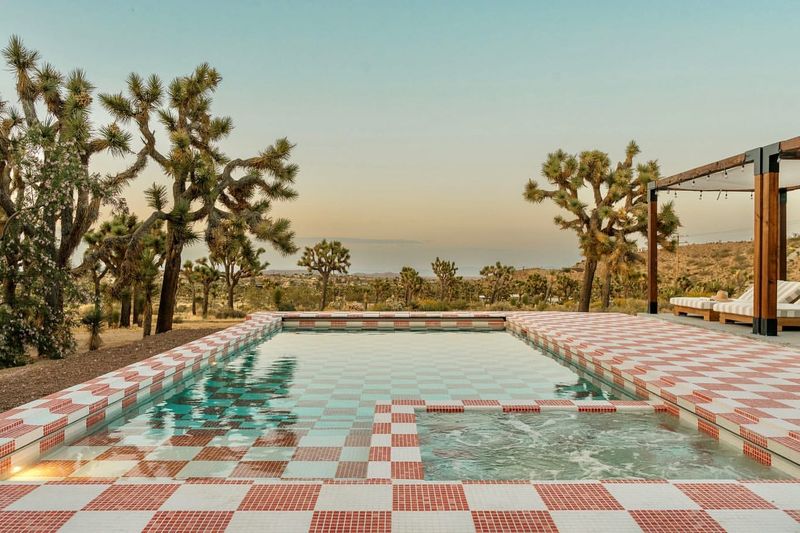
[3,1,800,275]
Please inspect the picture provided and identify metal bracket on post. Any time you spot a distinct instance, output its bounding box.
[647,182,658,314]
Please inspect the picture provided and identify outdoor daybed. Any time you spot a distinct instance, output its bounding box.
[670,281,800,322]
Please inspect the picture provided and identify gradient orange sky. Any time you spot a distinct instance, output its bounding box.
[3,1,800,275]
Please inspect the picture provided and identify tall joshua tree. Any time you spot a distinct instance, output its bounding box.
[182,260,198,315]
[431,257,457,302]
[100,64,298,333]
[298,240,351,310]
[194,258,220,318]
[480,262,516,304]
[398,266,423,307]
[524,141,679,312]
[1,36,148,356]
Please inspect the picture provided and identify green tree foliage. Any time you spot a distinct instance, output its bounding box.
[480,262,516,304]
[431,257,458,302]
[298,240,351,310]
[100,63,298,333]
[524,141,679,311]
[398,266,423,307]
[523,273,549,304]
[552,273,579,304]
[209,218,269,311]
[0,36,147,359]
[182,260,198,315]
[370,278,392,306]
[193,258,220,318]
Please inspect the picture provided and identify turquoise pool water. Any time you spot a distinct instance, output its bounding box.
[28,331,634,479]
[418,411,790,480]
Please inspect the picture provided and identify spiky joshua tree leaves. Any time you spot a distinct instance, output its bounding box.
[398,266,423,307]
[431,257,458,302]
[480,262,515,304]
[298,240,351,310]
[524,141,679,312]
[99,63,298,333]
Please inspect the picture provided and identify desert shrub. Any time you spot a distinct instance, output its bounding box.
[215,309,247,319]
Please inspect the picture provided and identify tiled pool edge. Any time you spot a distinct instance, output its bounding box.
[506,313,800,472]
[0,313,282,478]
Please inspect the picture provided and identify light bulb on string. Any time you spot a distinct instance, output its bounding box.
[699,190,703,200]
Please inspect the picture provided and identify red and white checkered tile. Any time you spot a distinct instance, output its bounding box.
[0,479,797,532]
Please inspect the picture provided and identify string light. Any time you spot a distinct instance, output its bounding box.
[725,191,728,200]
[699,191,703,200]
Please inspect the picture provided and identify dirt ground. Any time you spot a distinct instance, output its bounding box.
[0,317,244,413]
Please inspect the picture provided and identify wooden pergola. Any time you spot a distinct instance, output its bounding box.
[647,135,800,336]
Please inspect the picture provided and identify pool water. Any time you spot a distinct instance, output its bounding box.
[418,411,790,480]
[21,331,629,480]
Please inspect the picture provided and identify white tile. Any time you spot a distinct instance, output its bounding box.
[605,483,700,510]
[70,460,140,478]
[160,483,250,511]
[59,511,155,532]
[551,510,643,532]
[367,461,391,478]
[144,447,202,461]
[742,482,800,510]
[175,461,238,479]
[391,423,417,434]
[339,447,370,461]
[315,484,392,510]
[6,484,108,510]
[282,461,338,478]
[370,434,391,447]
[243,447,295,461]
[225,511,313,532]
[708,510,800,533]
[392,511,475,533]
[390,448,421,462]
[463,484,546,510]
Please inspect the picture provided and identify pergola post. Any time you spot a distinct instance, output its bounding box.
[647,183,658,314]
[779,188,788,280]
[752,145,780,336]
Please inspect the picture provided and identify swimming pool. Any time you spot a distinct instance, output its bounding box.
[13,331,628,480]
[418,411,791,480]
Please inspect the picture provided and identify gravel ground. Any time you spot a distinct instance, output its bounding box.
[0,327,224,413]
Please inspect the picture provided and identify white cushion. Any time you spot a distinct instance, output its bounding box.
[669,297,715,310]
[714,302,800,318]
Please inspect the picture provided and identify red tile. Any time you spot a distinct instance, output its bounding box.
[392,484,468,511]
[391,413,416,423]
[344,431,372,447]
[534,483,623,510]
[0,511,75,532]
[369,447,390,461]
[195,447,247,461]
[123,460,188,478]
[17,460,84,478]
[787,510,800,523]
[238,484,321,511]
[292,447,342,461]
[391,434,419,447]
[230,461,287,478]
[336,461,368,479]
[309,511,391,533]
[168,434,215,447]
[675,483,776,509]
[143,511,233,532]
[391,462,424,479]
[95,446,154,461]
[83,484,179,510]
[630,510,725,532]
[0,485,38,509]
[72,432,121,447]
[472,510,558,533]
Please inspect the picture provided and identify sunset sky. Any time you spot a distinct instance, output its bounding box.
[3,1,800,275]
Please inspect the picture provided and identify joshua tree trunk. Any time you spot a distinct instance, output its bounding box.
[579,258,598,312]
[600,262,612,311]
[202,285,211,318]
[320,274,329,311]
[191,285,197,315]
[227,282,235,311]
[132,284,143,326]
[119,289,132,327]
[156,233,183,334]
[142,295,153,337]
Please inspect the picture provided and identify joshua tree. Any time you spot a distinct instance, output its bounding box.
[208,218,269,310]
[524,141,679,311]
[182,260,198,315]
[193,258,220,318]
[398,266,423,307]
[298,240,351,310]
[524,272,549,304]
[1,36,148,357]
[100,64,298,333]
[370,278,393,305]
[552,272,579,304]
[480,262,516,304]
[431,257,457,302]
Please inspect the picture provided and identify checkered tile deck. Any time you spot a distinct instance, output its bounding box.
[1,311,799,531]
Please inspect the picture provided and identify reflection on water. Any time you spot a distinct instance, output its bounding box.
[419,411,791,480]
